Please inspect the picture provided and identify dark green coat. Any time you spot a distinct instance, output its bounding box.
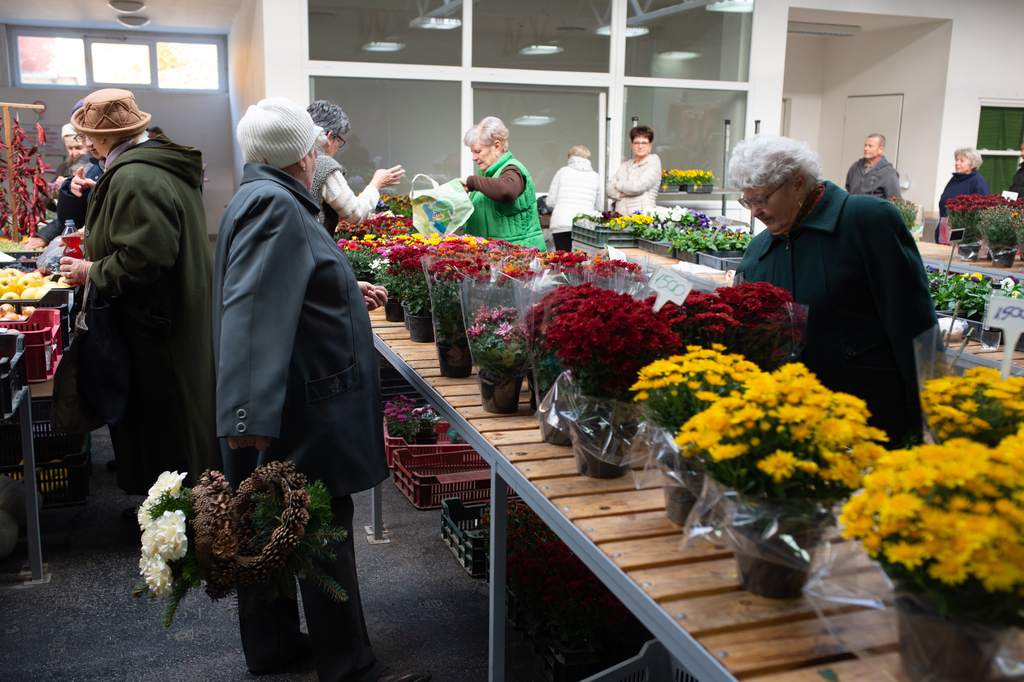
[736,182,937,444]
[85,137,220,493]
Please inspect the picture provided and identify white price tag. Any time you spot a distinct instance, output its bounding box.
[606,245,628,262]
[984,296,1024,379]
[1002,190,1019,201]
[649,265,693,312]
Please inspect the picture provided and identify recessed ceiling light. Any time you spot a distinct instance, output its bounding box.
[409,16,461,30]
[706,0,753,12]
[519,45,563,56]
[595,26,649,37]
[362,41,405,52]
[108,0,145,11]
[513,115,555,126]
[117,14,150,27]
[658,51,701,60]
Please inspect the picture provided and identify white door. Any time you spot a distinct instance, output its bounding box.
[841,94,904,175]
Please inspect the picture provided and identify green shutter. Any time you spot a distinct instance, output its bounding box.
[977,107,1024,194]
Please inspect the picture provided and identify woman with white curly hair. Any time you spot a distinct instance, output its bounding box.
[731,134,936,445]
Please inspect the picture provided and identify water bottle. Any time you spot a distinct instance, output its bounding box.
[62,220,83,260]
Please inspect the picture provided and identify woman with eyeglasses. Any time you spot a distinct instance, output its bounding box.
[606,125,662,215]
[731,134,936,446]
[306,100,405,234]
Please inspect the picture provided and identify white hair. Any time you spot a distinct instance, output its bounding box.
[464,116,509,152]
[954,147,983,170]
[727,134,824,190]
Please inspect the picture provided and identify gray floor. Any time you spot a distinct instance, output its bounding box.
[0,428,549,682]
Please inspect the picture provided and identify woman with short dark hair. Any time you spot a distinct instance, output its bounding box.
[606,125,661,214]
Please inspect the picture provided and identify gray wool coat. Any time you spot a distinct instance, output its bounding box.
[212,163,389,497]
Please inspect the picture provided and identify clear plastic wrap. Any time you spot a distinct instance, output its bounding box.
[627,421,703,524]
[535,368,573,446]
[804,541,1024,682]
[422,253,474,378]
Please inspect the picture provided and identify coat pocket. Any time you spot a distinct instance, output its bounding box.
[305,364,357,404]
[839,325,897,370]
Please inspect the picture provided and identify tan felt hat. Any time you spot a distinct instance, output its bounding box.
[71,88,152,138]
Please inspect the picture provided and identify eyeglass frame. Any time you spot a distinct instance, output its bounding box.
[630,139,651,147]
[738,180,788,211]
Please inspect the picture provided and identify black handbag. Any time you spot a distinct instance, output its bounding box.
[76,281,131,426]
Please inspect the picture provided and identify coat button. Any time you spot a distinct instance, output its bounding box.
[845,349,855,358]
[237,408,247,419]
[236,422,247,433]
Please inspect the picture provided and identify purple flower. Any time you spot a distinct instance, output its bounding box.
[467,324,486,338]
[496,322,514,337]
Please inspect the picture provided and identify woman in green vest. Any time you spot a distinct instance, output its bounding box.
[460,116,547,251]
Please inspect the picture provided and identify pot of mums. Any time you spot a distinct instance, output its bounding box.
[945,194,1002,262]
[423,248,489,378]
[919,366,1024,446]
[677,362,887,599]
[336,235,380,283]
[370,257,404,323]
[410,404,442,444]
[840,436,1024,682]
[381,244,432,341]
[631,346,763,524]
[542,283,684,479]
[978,203,1024,269]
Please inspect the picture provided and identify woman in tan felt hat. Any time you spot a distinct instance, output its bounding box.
[59,88,220,499]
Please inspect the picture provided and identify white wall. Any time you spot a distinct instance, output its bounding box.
[228,0,265,187]
[781,35,825,149]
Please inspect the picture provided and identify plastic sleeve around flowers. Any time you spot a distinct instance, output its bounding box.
[626,420,703,494]
[803,540,1024,680]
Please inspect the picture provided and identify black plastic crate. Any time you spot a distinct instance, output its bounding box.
[380,363,424,404]
[441,498,488,578]
[0,333,26,419]
[1,398,88,467]
[636,239,672,256]
[0,442,90,507]
[697,251,744,271]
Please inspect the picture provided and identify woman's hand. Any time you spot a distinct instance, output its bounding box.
[359,281,388,311]
[370,165,406,190]
[460,177,470,193]
[59,256,93,285]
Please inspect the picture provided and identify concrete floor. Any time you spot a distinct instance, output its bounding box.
[0,428,549,682]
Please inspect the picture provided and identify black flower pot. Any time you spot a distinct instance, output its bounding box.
[402,305,410,330]
[539,419,571,446]
[526,373,538,411]
[664,485,697,524]
[436,343,473,378]
[732,525,824,599]
[407,314,434,343]
[384,300,405,323]
[414,431,439,445]
[478,372,524,414]
[896,596,1004,682]
[990,246,1017,269]
[956,242,981,262]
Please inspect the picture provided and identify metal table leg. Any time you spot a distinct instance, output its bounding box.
[365,481,390,544]
[489,470,508,682]
[18,389,47,583]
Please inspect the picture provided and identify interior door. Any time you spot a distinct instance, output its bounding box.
[841,94,904,173]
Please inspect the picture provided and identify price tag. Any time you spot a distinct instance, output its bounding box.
[606,245,628,262]
[649,265,693,312]
[948,227,965,243]
[1002,190,1019,201]
[984,296,1024,379]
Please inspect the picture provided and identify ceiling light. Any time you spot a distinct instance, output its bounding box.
[117,14,150,27]
[362,41,405,52]
[658,51,701,60]
[409,16,461,30]
[595,26,649,37]
[513,115,555,126]
[706,0,753,12]
[556,26,586,34]
[108,0,145,11]
[787,21,861,37]
[519,45,563,56]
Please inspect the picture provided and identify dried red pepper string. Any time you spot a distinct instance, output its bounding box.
[0,118,51,238]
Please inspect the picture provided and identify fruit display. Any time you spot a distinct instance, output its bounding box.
[0,269,70,301]
[0,304,33,321]
[0,238,38,253]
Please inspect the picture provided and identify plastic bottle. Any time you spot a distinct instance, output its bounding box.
[61,221,83,260]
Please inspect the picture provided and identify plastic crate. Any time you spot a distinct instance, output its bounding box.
[636,239,672,257]
[4,289,74,352]
[380,364,424,405]
[393,447,516,510]
[580,639,699,682]
[384,421,468,467]
[441,498,488,578]
[0,333,26,419]
[696,251,744,271]
[571,223,638,248]
[0,442,90,508]
[0,308,62,382]
[522,630,643,682]
[0,398,88,467]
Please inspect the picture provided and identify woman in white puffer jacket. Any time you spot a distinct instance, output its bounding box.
[546,145,603,252]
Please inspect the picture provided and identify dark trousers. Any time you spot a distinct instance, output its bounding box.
[552,231,573,252]
[227,446,386,682]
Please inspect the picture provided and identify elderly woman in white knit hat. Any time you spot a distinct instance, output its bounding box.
[212,97,430,682]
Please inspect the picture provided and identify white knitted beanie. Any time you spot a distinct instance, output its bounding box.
[237,97,323,169]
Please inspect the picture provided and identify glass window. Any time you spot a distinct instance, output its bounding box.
[157,43,219,90]
[474,87,602,193]
[310,76,462,195]
[473,0,611,72]
[309,0,461,66]
[977,106,1024,194]
[91,43,151,85]
[624,2,751,81]
[16,36,86,86]
[622,87,746,183]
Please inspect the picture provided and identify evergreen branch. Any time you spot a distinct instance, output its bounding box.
[292,553,348,604]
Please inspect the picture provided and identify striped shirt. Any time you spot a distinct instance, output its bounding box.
[322,169,380,225]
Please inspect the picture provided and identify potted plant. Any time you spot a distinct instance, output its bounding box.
[840,436,1024,682]
[888,196,922,241]
[661,169,715,193]
[410,404,442,444]
[424,252,486,377]
[945,194,1003,262]
[978,203,1024,268]
[336,235,380,282]
[462,277,531,414]
[918,367,1024,446]
[677,362,887,599]
[926,268,994,328]
[380,244,433,341]
[570,211,638,248]
[369,255,404,322]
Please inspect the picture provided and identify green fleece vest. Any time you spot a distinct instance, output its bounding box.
[466,152,546,251]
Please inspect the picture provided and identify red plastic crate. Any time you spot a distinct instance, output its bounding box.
[0,308,62,382]
[392,447,516,510]
[383,421,471,467]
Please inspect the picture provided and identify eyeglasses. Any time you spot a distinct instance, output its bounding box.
[337,137,346,149]
[738,182,786,210]
[73,134,92,143]
[631,140,651,147]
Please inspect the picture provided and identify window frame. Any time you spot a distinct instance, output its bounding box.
[7,25,228,93]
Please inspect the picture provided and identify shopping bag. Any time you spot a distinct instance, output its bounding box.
[409,173,474,237]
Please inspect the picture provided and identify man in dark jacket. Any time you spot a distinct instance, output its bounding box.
[213,97,429,682]
[1009,142,1024,196]
[845,134,901,199]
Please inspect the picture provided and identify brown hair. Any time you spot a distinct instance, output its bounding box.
[629,125,654,144]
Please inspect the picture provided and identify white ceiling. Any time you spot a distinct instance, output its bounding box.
[0,0,245,34]
[787,7,947,33]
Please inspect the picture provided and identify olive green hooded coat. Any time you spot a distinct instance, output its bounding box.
[84,137,220,494]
